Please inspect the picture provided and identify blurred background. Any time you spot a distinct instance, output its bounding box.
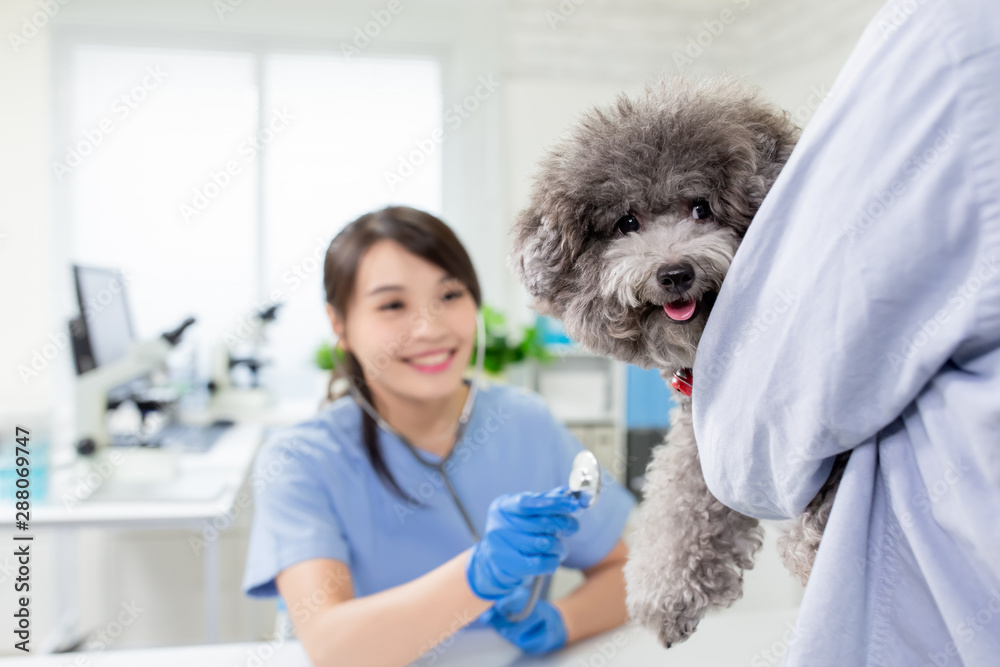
[0,0,884,658]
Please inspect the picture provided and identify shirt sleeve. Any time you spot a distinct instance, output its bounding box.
[535,400,637,571]
[690,0,998,520]
[242,430,352,598]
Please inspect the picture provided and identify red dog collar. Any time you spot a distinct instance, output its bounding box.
[671,368,693,397]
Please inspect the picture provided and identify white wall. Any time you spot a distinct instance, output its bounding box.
[0,1,57,417]
[0,2,60,653]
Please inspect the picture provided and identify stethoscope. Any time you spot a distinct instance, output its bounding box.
[335,309,603,622]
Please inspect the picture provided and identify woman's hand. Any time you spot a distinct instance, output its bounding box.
[480,585,569,654]
[465,486,582,600]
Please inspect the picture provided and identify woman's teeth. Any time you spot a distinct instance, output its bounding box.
[409,351,452,365]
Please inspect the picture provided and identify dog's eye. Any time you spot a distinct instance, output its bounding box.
[692,199,712,221]
[615,214,641,235]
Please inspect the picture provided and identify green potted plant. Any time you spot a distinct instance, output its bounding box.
[314,304,554,381]
[475,304,554,379]
[314,339,345,373]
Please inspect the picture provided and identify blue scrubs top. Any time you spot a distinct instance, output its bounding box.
[241,379,635,616]
[691,0,1000,664]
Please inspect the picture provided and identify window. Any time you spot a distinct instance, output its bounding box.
[63,43,442,398]
[262,54,442,397]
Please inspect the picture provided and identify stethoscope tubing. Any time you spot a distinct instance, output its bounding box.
[336,309,487,540]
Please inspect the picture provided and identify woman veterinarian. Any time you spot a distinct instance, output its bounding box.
[691,0,1000,664]
[241,206,636,666]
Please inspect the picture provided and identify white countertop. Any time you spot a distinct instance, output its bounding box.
[1,607,800,666]
[0,423,265,529]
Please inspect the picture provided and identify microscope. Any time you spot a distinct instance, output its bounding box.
[71,317,195,455]
[207,303,281,418]
[69,265,198,482]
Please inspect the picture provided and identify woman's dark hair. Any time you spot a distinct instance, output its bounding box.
[323,206,482,501]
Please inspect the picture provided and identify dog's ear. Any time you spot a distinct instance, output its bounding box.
[751,111,800,189]
[506,205,582,318]
[720,107,801,234]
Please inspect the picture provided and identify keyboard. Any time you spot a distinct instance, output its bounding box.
[142,422,230,452]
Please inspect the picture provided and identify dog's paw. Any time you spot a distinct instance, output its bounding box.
[624,552,708,649]
[656,615,699,649]
[778,452,848,584]
[625,581,703,648]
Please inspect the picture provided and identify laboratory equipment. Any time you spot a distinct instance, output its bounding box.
[208,304,281,417]
[69,264,196,456]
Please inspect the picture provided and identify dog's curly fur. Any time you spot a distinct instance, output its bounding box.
[507,75,846,647]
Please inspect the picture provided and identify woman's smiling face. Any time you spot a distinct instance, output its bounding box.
[328,239,478,403]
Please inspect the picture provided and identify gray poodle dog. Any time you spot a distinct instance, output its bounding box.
[506,75,847,647]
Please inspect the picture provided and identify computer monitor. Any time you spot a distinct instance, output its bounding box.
[71,265,135,373]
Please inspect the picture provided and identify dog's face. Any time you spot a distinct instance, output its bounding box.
[508,76,799,371]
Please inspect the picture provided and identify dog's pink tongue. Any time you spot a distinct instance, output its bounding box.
[664,298,696,321]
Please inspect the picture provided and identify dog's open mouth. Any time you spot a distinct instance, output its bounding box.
[663,297,698,322]
[660,291,717,323]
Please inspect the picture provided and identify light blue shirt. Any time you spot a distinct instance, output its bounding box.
[692,0,1000,664]
[241,379,635,626]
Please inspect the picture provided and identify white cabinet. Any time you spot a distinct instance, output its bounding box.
[511,344,627,485]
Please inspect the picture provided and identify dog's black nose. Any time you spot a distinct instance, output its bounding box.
[657,262,695,293]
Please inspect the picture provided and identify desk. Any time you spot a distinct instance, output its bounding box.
[11,398,323,651]
[0,423,267,651]
[2,608,801,666]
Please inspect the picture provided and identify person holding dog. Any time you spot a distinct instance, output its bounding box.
[691,0,1000,664]
[241,206,636,666]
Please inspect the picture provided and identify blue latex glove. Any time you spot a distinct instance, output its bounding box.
[466,485,582,600]
[480,585,569,654]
